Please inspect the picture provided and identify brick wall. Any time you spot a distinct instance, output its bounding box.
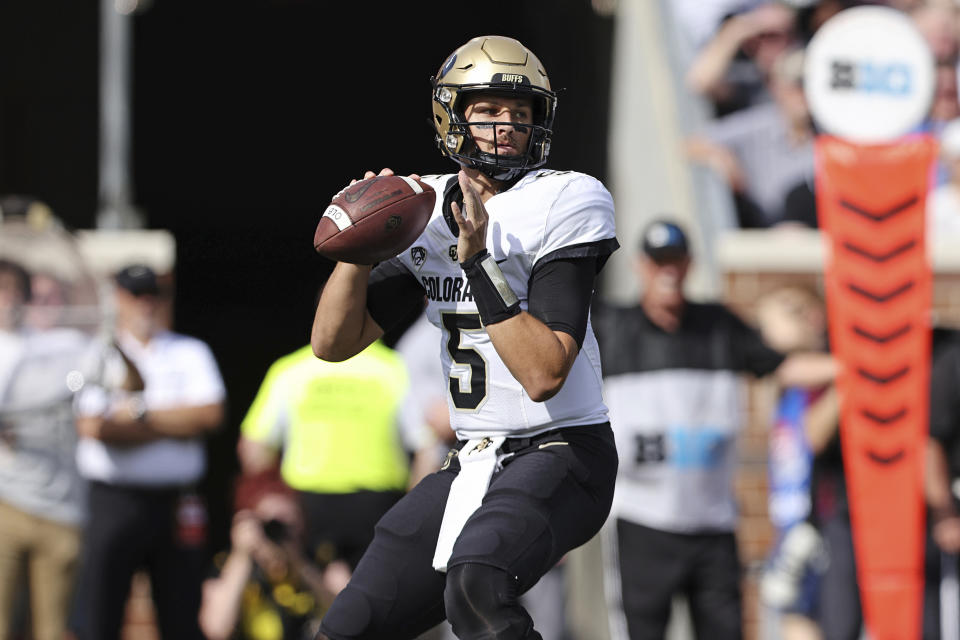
[718,229,960,639]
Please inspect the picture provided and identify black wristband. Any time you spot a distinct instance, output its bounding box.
[460,249,522,326]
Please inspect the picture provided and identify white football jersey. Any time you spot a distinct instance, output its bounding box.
[394,169,616,439]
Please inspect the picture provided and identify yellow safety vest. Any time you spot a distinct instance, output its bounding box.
[241,342,410,493]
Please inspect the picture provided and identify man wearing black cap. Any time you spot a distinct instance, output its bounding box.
[73,263,226,640]
[593,220,835,639]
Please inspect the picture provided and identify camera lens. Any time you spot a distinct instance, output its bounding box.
[262,518,290,543]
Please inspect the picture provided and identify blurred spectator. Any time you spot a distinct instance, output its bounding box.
[802,392,861,640]
[912,2,960,187]
[927,63,960,136]
[926,331,960,639]
[0,259,81,640]
[24,271,69,331]
[773,320,858,640]
[928,118,960,237]
[672,0,764,53]
[685,1,800,117]
[0,256,127,640]
[755,286,834,640]
[236,339,412,596]
[687,47,815,227]
[199,470,329,640]
[593,220,835,639]
[72,264,226,640]
[910,1,959,65]
[924,64,960,189]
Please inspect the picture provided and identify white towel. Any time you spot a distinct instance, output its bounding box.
[432,436,506,572]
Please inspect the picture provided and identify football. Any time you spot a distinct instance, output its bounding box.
[314,175,436,264]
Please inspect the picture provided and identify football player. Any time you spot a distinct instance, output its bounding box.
[312,35,619,640]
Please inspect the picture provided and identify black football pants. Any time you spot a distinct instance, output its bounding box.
[319,423,617,640]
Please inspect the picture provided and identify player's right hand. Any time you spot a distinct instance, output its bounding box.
[451,170,489,262]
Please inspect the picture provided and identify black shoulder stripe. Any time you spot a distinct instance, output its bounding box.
[535,238,620,272]
[441,175,462,237]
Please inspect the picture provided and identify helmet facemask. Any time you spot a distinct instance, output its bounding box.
[430,37,557,182]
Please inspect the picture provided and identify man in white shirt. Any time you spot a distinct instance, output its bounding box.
[73,264,226,640]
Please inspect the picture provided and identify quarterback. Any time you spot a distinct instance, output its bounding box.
[312,35,619,640]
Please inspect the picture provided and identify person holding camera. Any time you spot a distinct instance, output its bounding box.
[199,470,336,640]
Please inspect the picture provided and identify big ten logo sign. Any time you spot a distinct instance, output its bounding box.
[805,5,933,143]
[830,60,912,96]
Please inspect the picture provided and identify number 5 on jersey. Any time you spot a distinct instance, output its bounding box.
[441,312,488,411]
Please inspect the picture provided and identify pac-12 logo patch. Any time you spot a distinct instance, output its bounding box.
[411,246,426,268]
[448,245,458,261]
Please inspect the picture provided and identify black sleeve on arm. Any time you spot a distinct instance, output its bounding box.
[527,257,596,348]
[527,239,620,349]
[365,257,426,334]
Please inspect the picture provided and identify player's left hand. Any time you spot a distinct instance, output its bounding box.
[451,170,488,262]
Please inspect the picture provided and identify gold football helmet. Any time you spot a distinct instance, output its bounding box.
[431,36,557,181]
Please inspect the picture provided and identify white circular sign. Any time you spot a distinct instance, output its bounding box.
[804,6,934,144]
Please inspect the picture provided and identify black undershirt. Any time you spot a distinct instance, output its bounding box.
[526,256,597,347]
